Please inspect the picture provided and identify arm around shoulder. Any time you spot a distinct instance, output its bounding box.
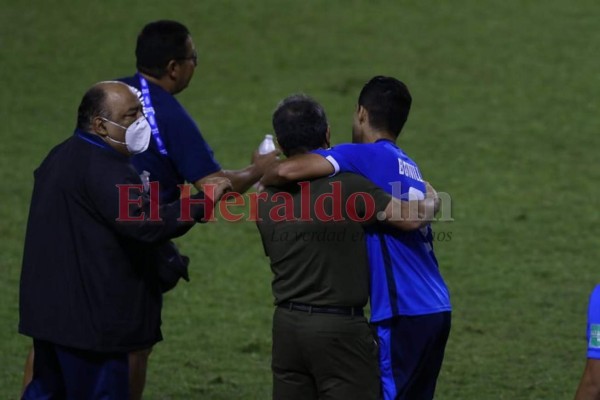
[381,181,441,231]
[261,153,334,187]
[382,197,436,231]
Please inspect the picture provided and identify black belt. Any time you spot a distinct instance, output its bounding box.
[278,302,364,316]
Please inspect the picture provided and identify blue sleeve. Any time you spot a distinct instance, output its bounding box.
[312,144,365,175]
[587,285,600,359]
[161,107,221,183]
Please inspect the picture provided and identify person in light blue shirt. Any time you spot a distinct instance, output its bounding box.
[574,284,600,400]
[262,76,451,400]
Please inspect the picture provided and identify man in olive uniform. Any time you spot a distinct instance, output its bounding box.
[256,94,435,400]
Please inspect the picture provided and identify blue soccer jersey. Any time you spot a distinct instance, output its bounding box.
[314,140,451,321]
[587,285,600,359]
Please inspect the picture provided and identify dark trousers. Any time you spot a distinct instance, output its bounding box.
[22,339,129,399]
[272,307,380,400]
[374,312,451,400]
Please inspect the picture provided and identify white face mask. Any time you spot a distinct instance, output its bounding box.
[101,116,151,154]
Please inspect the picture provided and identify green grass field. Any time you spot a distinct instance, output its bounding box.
[2,1,600,398]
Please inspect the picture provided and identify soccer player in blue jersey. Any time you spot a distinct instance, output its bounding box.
[262,76,451,400]
[574,284,600,400]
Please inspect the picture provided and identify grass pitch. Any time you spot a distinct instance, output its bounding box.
[1,1,600,398]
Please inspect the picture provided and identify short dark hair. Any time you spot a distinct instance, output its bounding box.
[135,20,190,78]
[76,86,110,131]
[272,94,328,157]
[358,76,412,137]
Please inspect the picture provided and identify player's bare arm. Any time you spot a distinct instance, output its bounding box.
[261,152,442,227]
[195,149,279,194]
[260,153,334,187]
[425,181,441,216]
[198,177,232,202]
[382,196,438,231]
